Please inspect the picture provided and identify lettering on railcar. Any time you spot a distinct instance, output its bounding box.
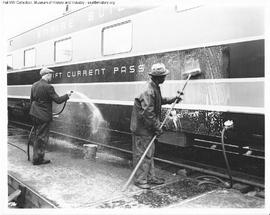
[35,7,133,41]
[52,64,145,79]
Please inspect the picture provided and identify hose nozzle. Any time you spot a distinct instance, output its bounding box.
[224,120,234,130]
[177,90,184,96]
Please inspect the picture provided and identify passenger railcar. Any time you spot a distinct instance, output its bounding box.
[7,3,265,159]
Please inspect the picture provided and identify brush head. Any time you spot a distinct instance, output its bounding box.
[181,68,201,79]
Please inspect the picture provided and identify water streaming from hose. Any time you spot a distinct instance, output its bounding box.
[71,91,105,134]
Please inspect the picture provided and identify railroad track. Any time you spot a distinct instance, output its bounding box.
[8,120,264,191]
[8,173,57,208]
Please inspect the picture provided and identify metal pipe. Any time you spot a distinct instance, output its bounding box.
[9,120,133,153]
[51,130,133,154]
[193,145,239,155]
[194,138,239,148]
[154,157,264,189]
[9,120,264,188]
[8,141,27,154]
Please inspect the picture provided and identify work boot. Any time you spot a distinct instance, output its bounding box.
[148,177,165,185]
[134,181,151,189]
[33,159,51,165]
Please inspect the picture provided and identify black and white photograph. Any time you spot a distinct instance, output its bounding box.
[0,0,269,214]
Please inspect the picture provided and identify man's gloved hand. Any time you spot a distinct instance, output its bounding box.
[155,128,163,137]
[175,91,184,103]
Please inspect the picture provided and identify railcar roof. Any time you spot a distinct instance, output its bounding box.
[8,5,90,40]
[7,4,155,51]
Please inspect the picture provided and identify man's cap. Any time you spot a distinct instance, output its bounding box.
[149,63,170,76]
[40,67,55,76]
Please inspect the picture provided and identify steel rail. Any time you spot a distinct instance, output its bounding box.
[8,141,27,154]
[10,120,131,152]
[8,173,57,208]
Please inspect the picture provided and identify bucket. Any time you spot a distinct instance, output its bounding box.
[83,144,97,161]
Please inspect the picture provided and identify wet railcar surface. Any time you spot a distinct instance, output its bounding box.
[8,124,264,208]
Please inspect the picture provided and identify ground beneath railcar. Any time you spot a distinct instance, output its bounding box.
[8,126,264,208]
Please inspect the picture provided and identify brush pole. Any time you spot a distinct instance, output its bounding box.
[122,134,157,191]
[122,74,192,191]
[179,74,192,94]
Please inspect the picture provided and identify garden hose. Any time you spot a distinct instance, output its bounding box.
[52,100,68,116]
[221,120,234,188]
[196,120,234,189]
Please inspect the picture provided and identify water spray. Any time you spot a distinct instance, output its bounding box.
[71,91,105,135]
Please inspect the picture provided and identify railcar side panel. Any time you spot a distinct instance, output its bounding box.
[7,5,265,152]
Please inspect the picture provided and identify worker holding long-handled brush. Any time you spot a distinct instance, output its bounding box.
[29,67,72,165]
[130,63,182,189]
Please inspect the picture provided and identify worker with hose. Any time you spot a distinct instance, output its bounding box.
[130,63,182,189]
[29,67,72,165]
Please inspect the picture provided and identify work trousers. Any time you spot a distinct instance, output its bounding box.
[132,135,156,184]
[31,117,50,162]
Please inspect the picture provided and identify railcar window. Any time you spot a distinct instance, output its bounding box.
[7,55,13,71]
[54,38,72,63]
[102,21,132,56]
[24,48,36,68]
